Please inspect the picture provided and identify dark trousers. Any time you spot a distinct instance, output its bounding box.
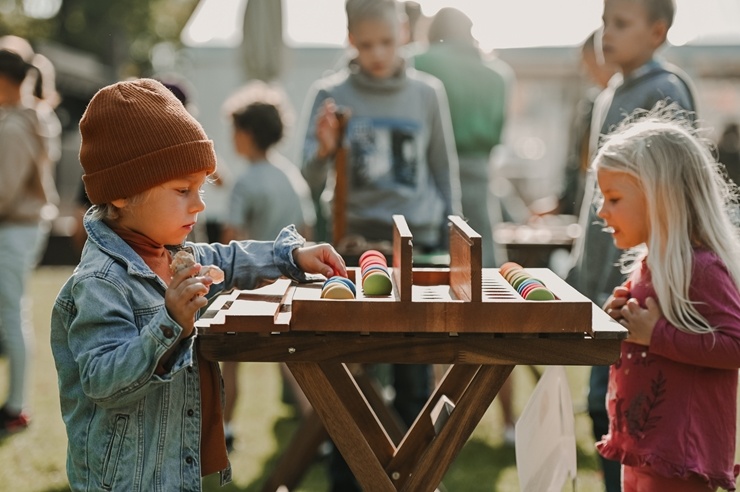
[589,365,622,492]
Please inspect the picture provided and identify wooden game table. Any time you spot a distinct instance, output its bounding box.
[197,215,626,492]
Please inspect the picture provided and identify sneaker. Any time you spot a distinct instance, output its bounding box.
[224,429,235,453]
[503,424,516,446]
[0,407,30,435]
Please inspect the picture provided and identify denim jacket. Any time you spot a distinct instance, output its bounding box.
[51,214,311,491]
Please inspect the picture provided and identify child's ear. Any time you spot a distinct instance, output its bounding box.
[650,19,668,48]
[111,198,127,209]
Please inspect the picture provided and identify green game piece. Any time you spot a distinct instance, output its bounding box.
[363,271,392,296]
[525,287,555,301]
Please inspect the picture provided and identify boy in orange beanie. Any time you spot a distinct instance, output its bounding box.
[50,78,346,491]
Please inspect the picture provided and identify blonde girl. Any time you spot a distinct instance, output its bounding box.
[595,105,740,491]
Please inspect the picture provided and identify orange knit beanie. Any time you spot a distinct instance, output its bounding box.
[79,78,216,205]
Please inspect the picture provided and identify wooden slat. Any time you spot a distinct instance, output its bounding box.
[401,365,513,491]
[392,215,413,302]
[332,111,349,247]
[287,362,396,491]
[289,295,591,334]
[448,216,482,302]
[196,279,293,333]
[386,364,480,488]
[199,332,624,366]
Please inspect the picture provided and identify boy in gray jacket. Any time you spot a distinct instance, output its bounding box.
[299,0,461,250]
[566,1,696,490]
[297,1,461,490]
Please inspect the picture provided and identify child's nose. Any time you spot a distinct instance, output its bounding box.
[191,194,206,213]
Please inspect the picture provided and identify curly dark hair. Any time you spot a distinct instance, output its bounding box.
[0,49,30,85]
[231,102,284,151]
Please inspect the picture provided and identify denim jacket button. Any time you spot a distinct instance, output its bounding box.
[161,326,174,338]
[185,456,193,464]
[187,409,194,417]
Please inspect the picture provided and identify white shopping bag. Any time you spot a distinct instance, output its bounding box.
[514,366,577,492]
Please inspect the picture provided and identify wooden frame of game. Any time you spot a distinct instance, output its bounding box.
[197,215,626,492]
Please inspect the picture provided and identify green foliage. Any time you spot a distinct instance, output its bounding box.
[0,0,198,75]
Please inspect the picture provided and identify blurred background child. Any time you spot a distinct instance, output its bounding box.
[220,81,316,451]
[0,47,58,435]
[566,2,697,489]
[297,0,461,489]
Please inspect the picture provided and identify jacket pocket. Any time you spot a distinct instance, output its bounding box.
[101,414,128,490]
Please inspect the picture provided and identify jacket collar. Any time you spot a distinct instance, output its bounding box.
[83,210,187,280]
[348,57,408,93]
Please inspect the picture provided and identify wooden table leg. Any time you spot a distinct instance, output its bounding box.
[400,364,514,492]
[287,362,513,492]
[288,361,397,491]
[260,366,407,491]
[384,364,480,486]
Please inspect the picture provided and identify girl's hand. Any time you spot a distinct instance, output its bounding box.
[619,297,662,346]
[293,243,347,279]
[605,285,630,320]
[315,99,340,159]
[165,263,213,337]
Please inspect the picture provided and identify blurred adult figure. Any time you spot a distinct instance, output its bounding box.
[412,6,513,268]
[32,53,63,190]
[411,7,517,444]
[0,48,58,434]
[559,31,618,217]
[718,122,740,187]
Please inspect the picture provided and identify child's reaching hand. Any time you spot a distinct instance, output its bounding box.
[315,98,341,159]
[293,243,347,279]
[165,263,213,337]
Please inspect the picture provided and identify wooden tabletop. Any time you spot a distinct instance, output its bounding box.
[196,215,627,491]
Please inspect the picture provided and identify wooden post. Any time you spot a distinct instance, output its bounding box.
[332,110,350,247]
[448,216,482,302]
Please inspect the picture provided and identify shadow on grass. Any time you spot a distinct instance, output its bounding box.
[205,415,329,492]
[444,437,600,492]
[206,417,601,492]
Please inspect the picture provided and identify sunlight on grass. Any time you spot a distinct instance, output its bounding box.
[2,267,738,491]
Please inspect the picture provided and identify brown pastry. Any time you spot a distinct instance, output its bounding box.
[169,250,224,284]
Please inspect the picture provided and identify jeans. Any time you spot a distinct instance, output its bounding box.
[589,365,622,492]
[0,222,45,412]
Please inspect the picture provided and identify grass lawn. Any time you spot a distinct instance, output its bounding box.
[1,266,737,491]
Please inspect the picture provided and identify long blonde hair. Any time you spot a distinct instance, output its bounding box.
[594,105,740,334]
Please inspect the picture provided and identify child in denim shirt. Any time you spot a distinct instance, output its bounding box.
[50,79,346,491]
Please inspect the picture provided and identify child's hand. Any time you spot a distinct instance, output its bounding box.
[165,263,213,337]
[315,98,340,159]
[619,297,662,346]
[605,285,631,320]
[293,243,347,279]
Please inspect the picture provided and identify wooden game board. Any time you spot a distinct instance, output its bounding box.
[196,215,626,492]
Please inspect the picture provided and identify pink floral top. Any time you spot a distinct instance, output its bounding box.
[597,249,740,491]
